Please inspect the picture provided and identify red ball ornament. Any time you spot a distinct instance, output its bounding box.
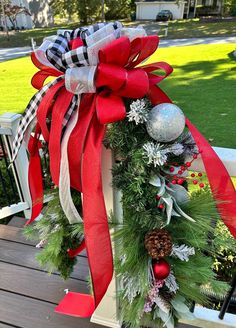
[185,162,191,167]
[199,183,205,188]
[152,259,170,280]
[169,166,175,172]
[193,180,198,185]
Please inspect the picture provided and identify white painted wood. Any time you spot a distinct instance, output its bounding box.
[180,306,236,328]
[0,202,29,220]
[0,113,32,219]
[191,147,236,176]
[0,127,12,135]
[135,1,186,20]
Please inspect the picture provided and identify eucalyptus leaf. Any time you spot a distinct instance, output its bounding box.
[165,315,175,328]
[179,310,195,320]
[149,176,161,187]
[171,298,190,313]
[158,308,169,322]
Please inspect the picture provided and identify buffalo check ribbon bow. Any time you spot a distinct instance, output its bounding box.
[12,21,236,318]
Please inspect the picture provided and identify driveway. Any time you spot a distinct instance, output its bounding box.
[0,34,235,62]
[0,47,32,62]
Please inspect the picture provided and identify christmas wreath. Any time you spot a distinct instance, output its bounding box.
[12,22,236,328]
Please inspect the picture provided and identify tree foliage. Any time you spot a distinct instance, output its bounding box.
[50,0,132,23]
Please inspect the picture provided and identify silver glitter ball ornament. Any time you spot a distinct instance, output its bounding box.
[146,103,185,142]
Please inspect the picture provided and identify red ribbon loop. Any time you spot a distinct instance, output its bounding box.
[99,36,131,67]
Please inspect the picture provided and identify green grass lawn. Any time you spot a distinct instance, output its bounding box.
[160,19,236,39]
[0,23,78,48]
[0,19,236,48]
[146,43,236,148]
[0,43,236,149]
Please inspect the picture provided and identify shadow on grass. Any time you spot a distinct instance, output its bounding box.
[0,23,79,48]
[228,51,236,61]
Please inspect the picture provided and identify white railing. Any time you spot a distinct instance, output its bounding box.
[0,112,235,327]
[0,113,31,220]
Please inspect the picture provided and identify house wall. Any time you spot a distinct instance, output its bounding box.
[5,0,33,29]
[2,0,53,29]
[197,0,222,8]
[136,1,186,20]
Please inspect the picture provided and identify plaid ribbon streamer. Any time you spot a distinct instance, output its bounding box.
[12,21,122,162]
[12,76,64,160]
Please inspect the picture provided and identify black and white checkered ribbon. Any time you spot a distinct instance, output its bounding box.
[12,21,123,161]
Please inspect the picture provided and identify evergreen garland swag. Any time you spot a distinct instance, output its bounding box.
[24,98,232,327]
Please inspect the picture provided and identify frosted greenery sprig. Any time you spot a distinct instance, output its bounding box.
[127,99,149,125]
[171,244,195,262]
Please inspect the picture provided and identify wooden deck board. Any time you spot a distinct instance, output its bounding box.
[0,262,88,304]
[0,223,104,328]
[0,323,18,328]
[0,224,36,245]
[0,239,89,281]
[0,290,101,328]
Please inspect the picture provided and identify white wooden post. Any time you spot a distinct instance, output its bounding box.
[0,113,31,219]
[91,147,122,328]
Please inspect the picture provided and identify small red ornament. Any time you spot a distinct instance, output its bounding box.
[185,162,191,167]
[193,154,198,159]
[191,173,195,177]
[180,166,185,171]
[152,259,170,279]
[178,170,183,175]
[156,195,161,200]
[199,183,205,188]
[158,203,165,209]
[193,180,198,185]
[171,179,177,184]
[198,172,203,177]
[169,166,175,172]
[177,178,184,185]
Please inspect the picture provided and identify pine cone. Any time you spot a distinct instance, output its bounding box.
[144,229,172,259]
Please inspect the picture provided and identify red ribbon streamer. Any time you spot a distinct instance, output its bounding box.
[186,119,236,237]
[27,124,43,225]
[26,34,236,320]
